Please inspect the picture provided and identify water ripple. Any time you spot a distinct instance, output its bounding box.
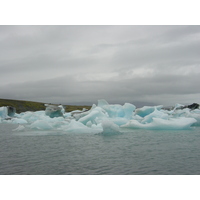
[1,124,200,174]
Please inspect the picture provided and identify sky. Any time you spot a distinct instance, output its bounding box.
[0,1,199,198]
[1,25,200,107]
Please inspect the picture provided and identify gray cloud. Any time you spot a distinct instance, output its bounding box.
[1,25,200,107]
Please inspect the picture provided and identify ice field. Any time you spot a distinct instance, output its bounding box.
[1,99,200,134]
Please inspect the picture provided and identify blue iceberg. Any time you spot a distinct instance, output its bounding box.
[0,99,199,133]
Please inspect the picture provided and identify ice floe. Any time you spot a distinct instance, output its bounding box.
[1,99,200,133]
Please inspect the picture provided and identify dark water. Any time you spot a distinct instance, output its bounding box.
[1,123,200,175]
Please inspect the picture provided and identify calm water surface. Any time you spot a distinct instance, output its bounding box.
[1,123,200,175]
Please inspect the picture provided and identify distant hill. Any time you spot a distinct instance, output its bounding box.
[0,99,91,113]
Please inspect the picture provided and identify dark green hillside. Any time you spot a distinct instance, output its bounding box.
[0,99,91,113]
[0,99,46,113]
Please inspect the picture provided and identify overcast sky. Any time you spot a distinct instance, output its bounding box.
[0,25,200,107]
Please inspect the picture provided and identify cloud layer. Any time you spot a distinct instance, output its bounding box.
[1,25,200,107]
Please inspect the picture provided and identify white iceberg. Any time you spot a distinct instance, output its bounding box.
[121,117,197,130]
[141,108,169,124]
[0,106,9,119]
[135,105,163,117]
[30,120,54,130]
[65,120,101,134]
[99,120,121,135]
[78,107,108,125]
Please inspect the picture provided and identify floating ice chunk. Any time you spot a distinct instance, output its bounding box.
[11,118,28,124]
[123,103,136,119]
[58,105,65,114]
[45,104,64,118]
[0,107,8,119]
[78,107,108,125]
[86,121,93,127]
[191,109,200,114]
[65,120,100,134]
[121,117,197,130]
[97,99,135,119]
[35,111,46,115]
[20,112,36,123]
[110,118,130,126]
[20,111,46,123]
[40,116,67,129]
[164,103,186,115]
[135,105,163,117]
[66,120,86,132]
[63,112,72,118]
[102,104,125,118]
[105,104,135,118]
[99,120,121,135]
[171,108,190,118]
[72,110,91,121]
[30,120,53,130]
[90,104,97,110]
[141,108,168,124]
[0,106,16,119]
[55,120,71,131]
[132,114,143,121]
[182,111,200,126]
[7,106,16,117]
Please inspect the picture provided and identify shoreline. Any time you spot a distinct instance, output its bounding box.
[0,98,91,113]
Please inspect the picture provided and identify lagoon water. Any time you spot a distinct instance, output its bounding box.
[1,123,200,175]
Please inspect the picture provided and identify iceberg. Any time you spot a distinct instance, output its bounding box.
[97,99,135,118]
[7,106,16,117]
[44,104,64,118]
[11,118,28,124]
[1,99,199,133]
[0,106,16,119]
[78,107,108,125]
[121,117,197,130]
[141,108,169,124]
[98,120,121,135]
[0,107,8,119]
[65,120,101,134]
[30,120,54,130]
[135,105,163,117]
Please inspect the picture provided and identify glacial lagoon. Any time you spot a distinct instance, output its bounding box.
[1,99,200,175]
